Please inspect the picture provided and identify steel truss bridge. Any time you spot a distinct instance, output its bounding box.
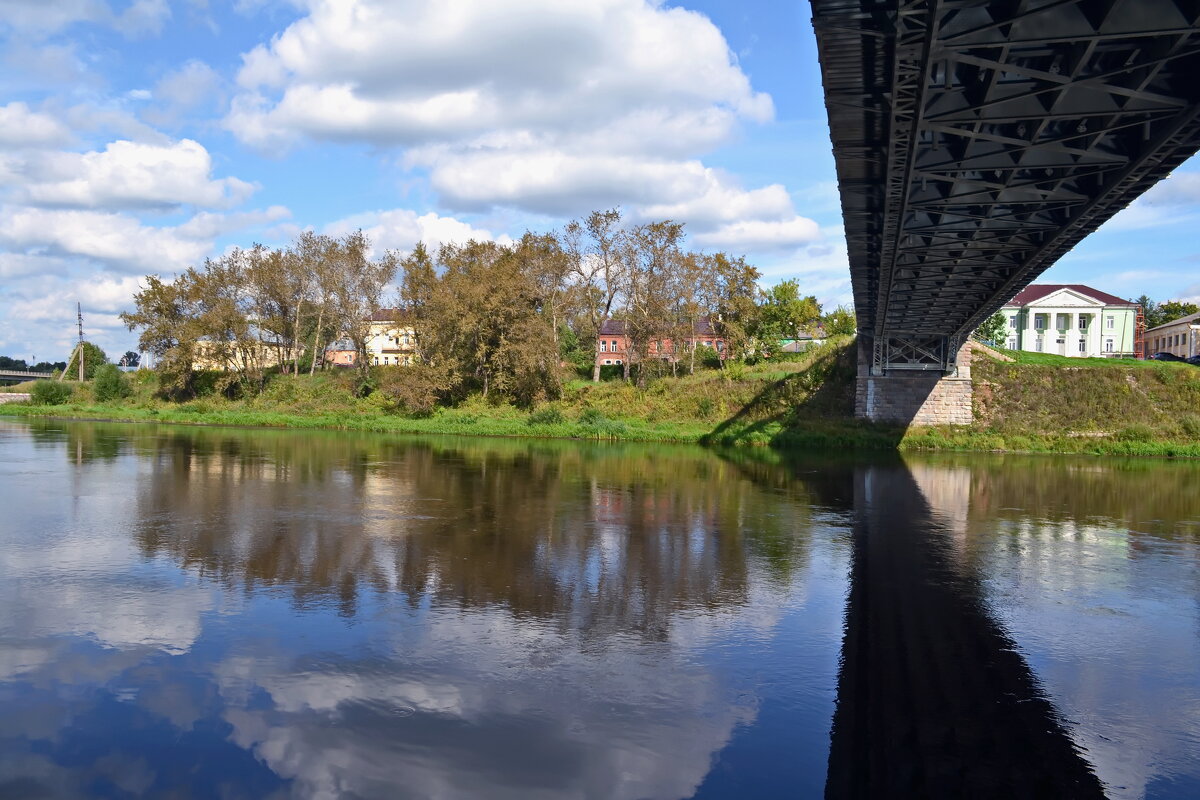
[812,0,1200,373]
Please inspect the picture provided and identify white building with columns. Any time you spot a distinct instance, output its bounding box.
[1000,285,1140,358]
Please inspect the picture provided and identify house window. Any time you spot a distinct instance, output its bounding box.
[1056,314,1069,329]
[603,359,611,365]
[703,340,712,347]
[1035,338,1044,352]
[1079,339,1086,353]
[600,341,607,352]
[1106,315,1115,329]
[1105,339,1114,353]
[1078,314,1089,329]
[1009,316,1018,329]
[611,340,618,351]
[1034,316,1045,330]
[1007,337,1017,349]
[716,342,725,353]
[614,359,622,365]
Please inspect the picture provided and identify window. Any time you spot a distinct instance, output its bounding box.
[1035,338,1044,352]
[600,341,607,352]
[1009,316,1018,329]
[1106,315,1115,329]
[603,359,611,365]
[1056,314,1069,330]
[1079,339,1086,353]
[1035,316,1045,330]
[615,359,622,365]
[703,340,712,347]
[1007,337,1017,349]
[1105,339,1114,353]
[611,339,618,351]
[716,341,725,353]
[1078,314,1089,329]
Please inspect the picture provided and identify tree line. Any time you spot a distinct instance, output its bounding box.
[1133,295,1199,329]
[123,210,852,408]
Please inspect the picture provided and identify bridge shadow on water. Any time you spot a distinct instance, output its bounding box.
[824,458,1104,798]
[717,449,1107,798]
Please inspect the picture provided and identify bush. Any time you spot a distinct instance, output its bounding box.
[1116,424,1155,443]
[1180,414,1200,438]
[93,363,131,402]
[577,407,629,437]
[527,407,565,426]
[377,363,457,415]
[693,345,721,369]
[31,380,73,405]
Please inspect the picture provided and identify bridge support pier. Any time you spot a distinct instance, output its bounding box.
[854,339,974,426]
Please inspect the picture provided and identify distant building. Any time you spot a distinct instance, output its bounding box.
[323,338,356,367]
[192,339,298,371]
[365,308,418,366]
[596,318,726,368]
[1000,285,1139,358]
[1146,311,1200,358]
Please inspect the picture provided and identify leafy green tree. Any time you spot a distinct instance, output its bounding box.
[31,381,73,405]
[120,351,140,367]
[758,279,821,342]
[1155,299,1199,327]
[93,363,132,402]
[822,306,857,336]
[973,312,1007,345]
[63,341,108,381]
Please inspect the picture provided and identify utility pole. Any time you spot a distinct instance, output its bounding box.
[77,303,85,382]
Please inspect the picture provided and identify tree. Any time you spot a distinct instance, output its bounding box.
[1155,299,1199,327]
[119,351,140,368]
[563,209,629,382]
[1134,294,1158,327]
[703,251,762,365]
[93,363,131,402]
[758,279,821,344]
[822,305,857,337]
[63,341,108,381]
[973,312,1006,345]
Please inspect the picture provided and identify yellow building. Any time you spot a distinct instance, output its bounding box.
[365,309,418,366]
[1146,311,1200,359]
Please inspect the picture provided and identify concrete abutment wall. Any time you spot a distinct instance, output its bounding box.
[854,339,975,426]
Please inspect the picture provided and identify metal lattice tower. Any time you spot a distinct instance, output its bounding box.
[811,0,1200,373]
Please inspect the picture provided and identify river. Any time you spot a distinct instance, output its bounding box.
[0,419,1197,799]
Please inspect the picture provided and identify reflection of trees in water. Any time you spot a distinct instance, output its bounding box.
[105,424,814,634]
[910,453,1200,541]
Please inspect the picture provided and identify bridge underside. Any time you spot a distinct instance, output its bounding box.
[812,0,1200,376]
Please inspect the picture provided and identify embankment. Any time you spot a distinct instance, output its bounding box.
[3,342,1199,457]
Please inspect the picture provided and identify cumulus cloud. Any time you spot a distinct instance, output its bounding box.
[692,217,822,252]
[324,208,511,254]
[0,102,72,148]
[144,60,224,127]
[221,0,797,231]
[20,139,256,210]
[228,0,770,147]
[0,206,215,273]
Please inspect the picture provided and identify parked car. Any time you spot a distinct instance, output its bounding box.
[1186,355,1200,366]
[1148,352,1186,362]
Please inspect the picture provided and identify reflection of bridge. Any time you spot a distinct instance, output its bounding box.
[811,0,1200,422]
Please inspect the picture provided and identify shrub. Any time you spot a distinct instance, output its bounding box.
[1180,414,1200,438]
[527,407,565,426]
[31,380,74,405]
[377,363,457,415]
[724,361,748,381]
[1115,424,1155,443]
[93,363,132,402]
[577,407,629,437]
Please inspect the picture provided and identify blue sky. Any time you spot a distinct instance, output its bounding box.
[2,0,1199,361]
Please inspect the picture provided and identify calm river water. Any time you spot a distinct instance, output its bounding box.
[0,419,1197,799]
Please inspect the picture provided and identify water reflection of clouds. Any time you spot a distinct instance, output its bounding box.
[0,422,829,799]
[213,606,758,800]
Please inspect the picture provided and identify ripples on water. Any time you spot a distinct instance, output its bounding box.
[0,420,1196,799]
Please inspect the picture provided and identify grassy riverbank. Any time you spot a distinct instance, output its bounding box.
[4,339,1200,457]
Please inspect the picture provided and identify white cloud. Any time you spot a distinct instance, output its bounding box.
[0,102,72,148]
[228,0,769,149]
[0,0,107,36]
[324,208,510,255]
[0,206,214,272]
[21,139,256,210]
[692,217,821,252]
[145,60,224,127]
[112,0,170,38]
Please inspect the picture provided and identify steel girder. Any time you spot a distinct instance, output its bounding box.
[811,0,1200,373]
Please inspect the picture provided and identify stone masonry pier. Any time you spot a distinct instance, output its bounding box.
[854,340,975,426]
